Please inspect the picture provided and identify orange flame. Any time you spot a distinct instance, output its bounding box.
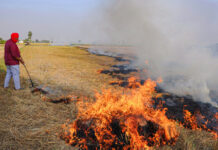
[156,77,163,84]
[182,109,218,139]
[61,78,179,149]
[183,109,198,130]
[215,112,218,120]
[109,80,123,85]
[97,69,104,74]
[127,77,141,88]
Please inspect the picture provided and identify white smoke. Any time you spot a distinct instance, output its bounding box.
[81,0,218,106]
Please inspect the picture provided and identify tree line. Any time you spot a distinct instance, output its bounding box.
[0,31,51,44]
[0,37,6,44]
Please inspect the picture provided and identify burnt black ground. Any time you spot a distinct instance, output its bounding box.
[88,48,218,133]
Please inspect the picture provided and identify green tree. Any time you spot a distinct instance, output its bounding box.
[0,37,5,44]
[28,31,32,42]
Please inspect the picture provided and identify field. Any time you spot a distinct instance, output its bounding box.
[0,44,217,149]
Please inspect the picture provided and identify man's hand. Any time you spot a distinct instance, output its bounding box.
[20,59,25,65]
[16,57,25,65]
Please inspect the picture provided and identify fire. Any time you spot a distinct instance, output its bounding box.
[127,77,141,88]
[215,112,218,120]
[183,109,198,130]
[156,77,163,84]
[109,80,123,86]
[97,69,104,74]
[182,108,218,139]
[61,78,179,149]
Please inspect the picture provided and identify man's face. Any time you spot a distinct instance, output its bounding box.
[14,37,19,42]
[11,33,19,43]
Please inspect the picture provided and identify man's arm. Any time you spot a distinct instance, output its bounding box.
[10,44,25,64]
[16,56,25,65]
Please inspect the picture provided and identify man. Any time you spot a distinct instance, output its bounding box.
[4,33,24,90]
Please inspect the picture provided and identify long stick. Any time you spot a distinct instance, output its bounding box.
[23,64,34,87]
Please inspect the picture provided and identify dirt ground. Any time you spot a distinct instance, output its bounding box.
[0,45,217,150]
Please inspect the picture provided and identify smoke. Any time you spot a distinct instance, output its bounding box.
[82,0,218,106]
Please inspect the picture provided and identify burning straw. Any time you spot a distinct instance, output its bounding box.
[60,78,179,149]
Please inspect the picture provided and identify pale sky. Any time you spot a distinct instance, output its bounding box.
[0,0,218,44]
[0,0,101,42]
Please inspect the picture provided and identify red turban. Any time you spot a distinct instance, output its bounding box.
[11,33,19,43]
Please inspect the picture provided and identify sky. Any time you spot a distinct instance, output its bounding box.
[0,0,218,44]
[0,0,101,42]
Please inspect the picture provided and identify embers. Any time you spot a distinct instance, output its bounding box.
[61,118,177,149]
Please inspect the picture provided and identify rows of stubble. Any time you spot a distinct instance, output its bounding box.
[0,45,119,149]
